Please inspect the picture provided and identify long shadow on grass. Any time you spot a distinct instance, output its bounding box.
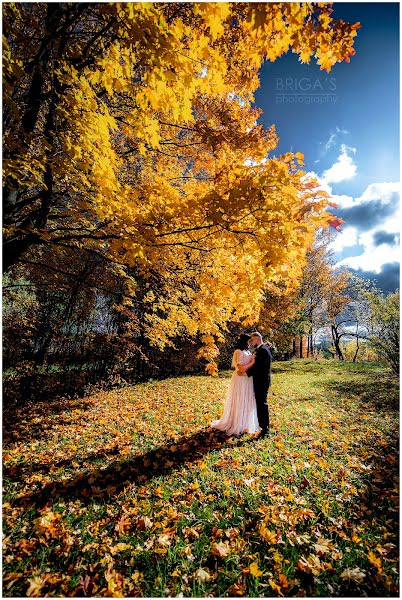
[3,397,95,445]
[3,444,125,482]
[9,428,261,509]
[312,370,399,411]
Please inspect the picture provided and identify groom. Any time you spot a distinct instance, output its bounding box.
[246,331,272,437]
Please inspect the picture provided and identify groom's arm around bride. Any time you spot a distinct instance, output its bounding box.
[246,344,272,383]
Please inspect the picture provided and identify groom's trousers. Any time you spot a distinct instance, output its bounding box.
[254,383,270,432]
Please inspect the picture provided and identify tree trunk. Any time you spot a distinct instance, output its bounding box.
[3,4,70,273]
[352,336,360,362]
[307,329,314,357]
[331,325,344,360]
[352,321,360,362]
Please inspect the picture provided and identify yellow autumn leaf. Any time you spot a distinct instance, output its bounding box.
[249,561,263,577]
[367,550,382,571]
[110,543,132,554]
[260,523,277,544]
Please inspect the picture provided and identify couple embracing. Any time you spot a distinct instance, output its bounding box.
[212,332,272,438]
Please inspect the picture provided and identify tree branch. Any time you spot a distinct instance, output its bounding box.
[16,258,122,297]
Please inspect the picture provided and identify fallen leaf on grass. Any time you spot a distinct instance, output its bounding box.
[297,554,322,576]
[340,566,366,583]
[136,516,153,530]
[182,545,195,561]
[79,575,91,595]
[131,571,143,583]
[110,543,132,554]
[227,582,246,596]
[105,569,125,597]
[3,572,23,590]
[300,475,311,488]
[259,523,277,544]
[314,537,335,555]
[34,508,62,537]
[158,533,172,547]
[195,567,212,582]
[269,578,283,596]
[249,561,263,577]
[114,515,131,534]
[367,550,382,571]
[211,541,230,557]
[225,527,240,539]
[27,575,45,597]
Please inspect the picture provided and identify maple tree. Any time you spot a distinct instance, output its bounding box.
[3,2,360,372]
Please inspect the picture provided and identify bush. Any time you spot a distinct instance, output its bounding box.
[342,340,380,362]
[367,290,400,374]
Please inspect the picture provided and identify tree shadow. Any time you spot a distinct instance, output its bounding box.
[337,430,399,597]
[3,397,95,445]
[311,372,399,412]
[3,444,124,482]
[10,427,263,509]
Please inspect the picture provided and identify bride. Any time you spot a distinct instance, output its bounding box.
[211,334,260,436]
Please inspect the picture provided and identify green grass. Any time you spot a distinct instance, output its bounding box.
[2,360,399,597]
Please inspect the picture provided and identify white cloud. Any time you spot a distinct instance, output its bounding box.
[330,193,354,209]
[379,207,401,235]
[227,91,245,106]
[322,126,350,153]
[324,133,337,152]
[337,239,400,273]
[332,181,399,210]
[321,144,357,185]
[310,140,399,276]
[333,181,400,273]
[336,127,350,135]
[246,121,258,133]
[329,226,358,253]
[358,181,399,204]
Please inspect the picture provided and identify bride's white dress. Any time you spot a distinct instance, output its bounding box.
[211,349,260,436]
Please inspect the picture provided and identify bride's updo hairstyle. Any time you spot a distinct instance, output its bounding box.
[235,334,251,350]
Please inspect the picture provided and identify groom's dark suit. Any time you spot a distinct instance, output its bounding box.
[246,343,272,434]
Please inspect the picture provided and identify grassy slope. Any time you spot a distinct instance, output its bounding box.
[3,360,399,597]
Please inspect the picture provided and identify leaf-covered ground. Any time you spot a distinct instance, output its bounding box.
[3,360,399,597]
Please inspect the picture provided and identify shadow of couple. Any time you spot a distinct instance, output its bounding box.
[10,426,263,509]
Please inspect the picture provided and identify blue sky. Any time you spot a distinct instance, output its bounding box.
[254,2,400,292]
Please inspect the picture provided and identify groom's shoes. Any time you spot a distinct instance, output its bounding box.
[258,429,270,438]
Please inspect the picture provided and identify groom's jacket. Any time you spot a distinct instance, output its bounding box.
[247,344,272,388]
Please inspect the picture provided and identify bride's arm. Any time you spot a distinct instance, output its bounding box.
[236,354,255,374]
